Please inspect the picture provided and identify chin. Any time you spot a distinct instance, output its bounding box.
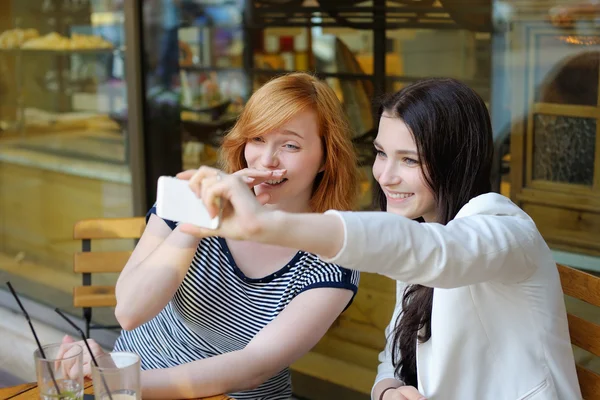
[386,207,413,219]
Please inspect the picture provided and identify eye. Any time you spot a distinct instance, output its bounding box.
[403,157,419,166]
[284,143,300,150]
[374,149,386,158]
[250,136,264,143]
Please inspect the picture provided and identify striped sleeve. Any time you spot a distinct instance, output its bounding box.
[146,203,178,230]
[298,256,360,308]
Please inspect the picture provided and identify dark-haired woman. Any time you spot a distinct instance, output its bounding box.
[181,78,581,400]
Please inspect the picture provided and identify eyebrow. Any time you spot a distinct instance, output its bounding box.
[280,129,303,139]
[373,140,418,156]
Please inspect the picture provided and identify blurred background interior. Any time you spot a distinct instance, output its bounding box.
[0,1,599,398]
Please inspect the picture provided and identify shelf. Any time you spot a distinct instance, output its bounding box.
[0,47,122,55]
[385,75,489,88]
[181,65,376,81]
[253,68,375,81]
[180,66,244,73]
[181,100,231,120]
[252,4,463,30]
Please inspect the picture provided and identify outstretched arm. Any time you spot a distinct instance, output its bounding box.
[181,167,539,288]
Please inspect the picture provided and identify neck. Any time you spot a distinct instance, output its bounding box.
[264,198,312,214]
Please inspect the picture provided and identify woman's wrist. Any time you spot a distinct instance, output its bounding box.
[257,210,287,245]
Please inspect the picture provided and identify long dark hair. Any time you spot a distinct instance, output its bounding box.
[375,78,493,387]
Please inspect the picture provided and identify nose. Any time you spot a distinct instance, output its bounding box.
[377,160,402,187]
[260,146,280,168]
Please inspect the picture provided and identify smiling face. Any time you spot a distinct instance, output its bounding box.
[244,109,324,213]
[372,112,437,222]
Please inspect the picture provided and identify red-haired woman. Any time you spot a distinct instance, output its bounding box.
[62,73,361,400]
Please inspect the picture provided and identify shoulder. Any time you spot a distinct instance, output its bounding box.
[453,193,539,238]
[294,252,360,288]
[456,193,533,221]
[454,193,549,270]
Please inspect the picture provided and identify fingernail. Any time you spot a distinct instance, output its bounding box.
[273,169,285,176]
[245,177,255,183]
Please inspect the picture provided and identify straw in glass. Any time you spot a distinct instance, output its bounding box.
[54,308,114,400]
[5,281,63,398]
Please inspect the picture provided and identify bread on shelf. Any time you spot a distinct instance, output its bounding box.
[0,28,40,49]
[20,32,113,50]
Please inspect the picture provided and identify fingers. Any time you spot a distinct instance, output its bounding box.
[199,175,222,218]
[179,223,215,238]
[82,339,104,378]
[175,169,197,180]
[68,355,84,380]
[188,166,224,197]
[201,175,247,218]
[59,342,81,379]
[395,386,427,400]
[56,335,72,360]
[54,338,106,379]
[62,334,75,344]
[181,166,285,202]
[384,392,408,400]
[233,168,286,187]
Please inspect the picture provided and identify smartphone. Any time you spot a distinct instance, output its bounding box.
[156,176,220,229]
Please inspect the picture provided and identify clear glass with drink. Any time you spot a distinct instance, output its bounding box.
[91,352,141,400]
[34,343,84,400]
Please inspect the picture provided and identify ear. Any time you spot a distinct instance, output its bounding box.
[318,157,326,173]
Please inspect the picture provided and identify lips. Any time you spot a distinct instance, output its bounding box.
[386,191,414,199]
[263,178,288,186]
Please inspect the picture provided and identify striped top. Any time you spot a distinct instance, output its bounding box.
[114,208,360,399]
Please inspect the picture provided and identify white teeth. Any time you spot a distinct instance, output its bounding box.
[388,192,413,199]
[266,179,284,185]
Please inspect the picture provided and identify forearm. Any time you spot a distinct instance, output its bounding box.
[140,350,266,399]
[372,378,404,400]
[115,227,200,329]
[259,211,345,259]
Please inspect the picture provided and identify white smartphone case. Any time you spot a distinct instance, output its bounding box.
[156,176,220,229]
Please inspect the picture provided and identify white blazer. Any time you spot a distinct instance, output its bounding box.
[324,193,581,400]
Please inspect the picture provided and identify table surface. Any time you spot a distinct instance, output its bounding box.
[0,381,232,400]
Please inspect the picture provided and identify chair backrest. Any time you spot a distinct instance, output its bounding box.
[557,264,600,400]
[73,217,146,336]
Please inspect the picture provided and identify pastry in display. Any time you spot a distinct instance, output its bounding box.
[0,28,40,49]
[21,32,113,50]
[22,32,70,50]
[69,33,113,50]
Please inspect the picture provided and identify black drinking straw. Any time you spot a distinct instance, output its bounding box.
[54,308,114,400]
[5,282,63,398]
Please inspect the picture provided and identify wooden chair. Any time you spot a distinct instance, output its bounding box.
[73,217,146,337]
[558,264,600,400]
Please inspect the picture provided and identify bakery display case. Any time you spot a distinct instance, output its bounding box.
[0,0,132,322]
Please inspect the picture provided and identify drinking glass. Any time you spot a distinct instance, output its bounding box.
[91,352,141,400]
[34,343,84,400]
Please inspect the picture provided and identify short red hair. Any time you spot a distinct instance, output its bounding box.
[220,73,358,212]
